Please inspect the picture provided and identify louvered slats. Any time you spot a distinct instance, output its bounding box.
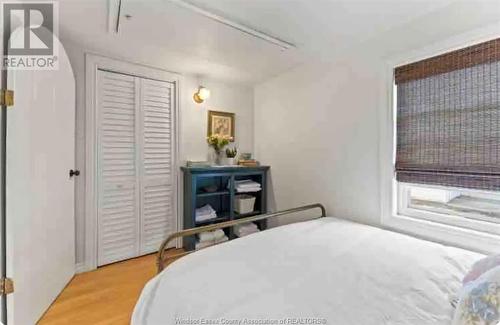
[97,71,138,266]
[97,70,175,265]
[142,79,172,178]
[140,79,174,254]
[141,184,174,253]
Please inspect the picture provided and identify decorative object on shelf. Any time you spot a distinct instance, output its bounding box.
[203,185,218,193]
[193,86,210,104]
[224,147,237,165]
[238,152,259,166]
[207,134,231,165]
[186,160,211,168]
[207,110,235,142]
[234,194,256,214]
[238,159,259,167]
[240,152,252,160]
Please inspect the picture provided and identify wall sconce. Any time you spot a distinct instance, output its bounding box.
[193,86,210,104]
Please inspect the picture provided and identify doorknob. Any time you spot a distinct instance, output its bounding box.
[69,169,80,177]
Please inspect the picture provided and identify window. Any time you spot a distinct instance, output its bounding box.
[391,38,500,243]
[398,183,500,236]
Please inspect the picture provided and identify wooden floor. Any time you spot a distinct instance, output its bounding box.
[38,250,182,325]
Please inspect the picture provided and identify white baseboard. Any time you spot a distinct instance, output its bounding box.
[75,262,90,274]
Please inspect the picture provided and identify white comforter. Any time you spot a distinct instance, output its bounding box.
[133,217,482,325]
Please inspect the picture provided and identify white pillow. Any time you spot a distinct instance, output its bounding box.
[453,265,500,325]
[463,254,500,285]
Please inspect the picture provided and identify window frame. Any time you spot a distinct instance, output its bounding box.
[379,26,500,254]
[397,182,500,237]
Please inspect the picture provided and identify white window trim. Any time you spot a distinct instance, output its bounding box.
[84,53,182,272]
[379,23,500,255]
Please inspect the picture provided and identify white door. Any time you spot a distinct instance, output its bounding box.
[139,78,175,254]
[6,33,76,324]
[97,70,139,266]
[96,70,175,265]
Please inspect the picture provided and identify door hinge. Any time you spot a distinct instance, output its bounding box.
[0,277,14,295]
[0,89,14,107]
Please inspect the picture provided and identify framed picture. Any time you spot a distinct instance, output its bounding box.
[207,110,235,141]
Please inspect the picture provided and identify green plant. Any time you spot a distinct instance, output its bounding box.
[225,147,237,158]
[207,134,230,154]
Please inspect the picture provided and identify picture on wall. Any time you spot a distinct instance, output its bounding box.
[207,110,235,142]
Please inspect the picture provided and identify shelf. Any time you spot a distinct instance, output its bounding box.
[234,211,261,219]
[196,190,230,198]
[195,214,230,226]
[184,167,268,251]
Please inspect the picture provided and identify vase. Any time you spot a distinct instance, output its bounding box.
[209,149,222,165]
[215,153,222,165]
[226,157,235,165]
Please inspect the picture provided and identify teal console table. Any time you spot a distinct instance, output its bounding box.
[181,166,270,250]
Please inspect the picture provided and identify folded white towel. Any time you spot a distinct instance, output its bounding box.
[230,180,262,192]
[196,204,216,216]
[234,222,260,237]
[198,229,226,242]
[196,212,217,222]
[196,210,215,217]
[195,234,229,250]
[195,205,218,222]
[236,184,261,189]
[235,228,259,238]
[235,225,258,232]
[195,240,214,250]
[234,222,258,232]
[213,229,225,240]
[198,231,215,242]
[215,235,228,244]
[235,180,261,188]
[236,187,261,193]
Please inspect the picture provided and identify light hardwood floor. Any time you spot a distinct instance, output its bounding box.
[38,250,181,325]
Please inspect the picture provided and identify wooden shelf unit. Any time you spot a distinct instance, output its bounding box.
[181,166,269,250]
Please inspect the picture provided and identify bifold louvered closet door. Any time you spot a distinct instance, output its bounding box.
[139,78,175,254]
[97,70,175,266]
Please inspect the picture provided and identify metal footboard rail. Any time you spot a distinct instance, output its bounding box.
[157,203,326,273]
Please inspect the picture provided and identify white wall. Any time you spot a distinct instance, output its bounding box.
[61,39,254,266]
[254,21,500,229]
[254,54,384,226]
[180,78,254,163]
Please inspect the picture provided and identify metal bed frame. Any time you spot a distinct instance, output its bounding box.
[156,203,326,273]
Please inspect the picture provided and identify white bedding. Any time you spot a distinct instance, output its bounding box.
[133,217,483,325]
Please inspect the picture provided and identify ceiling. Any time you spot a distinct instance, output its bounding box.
[58,0,500,85]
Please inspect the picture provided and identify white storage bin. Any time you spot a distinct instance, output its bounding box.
[234,194,256,214]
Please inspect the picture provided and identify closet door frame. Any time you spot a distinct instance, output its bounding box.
[85,54,180,271]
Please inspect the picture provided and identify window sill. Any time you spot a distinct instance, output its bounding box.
[383,213,499,255]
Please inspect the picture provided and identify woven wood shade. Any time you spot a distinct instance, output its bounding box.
[395,38,500,84]
[395,39,500,191]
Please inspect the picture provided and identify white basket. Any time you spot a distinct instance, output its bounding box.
[234,194,256,214]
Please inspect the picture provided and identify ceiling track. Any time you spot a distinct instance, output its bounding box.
[108,0,122,34]
[170,0,296,51]
[116,0,122,33]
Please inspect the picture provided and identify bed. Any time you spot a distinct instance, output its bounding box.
[132,204,483,325]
